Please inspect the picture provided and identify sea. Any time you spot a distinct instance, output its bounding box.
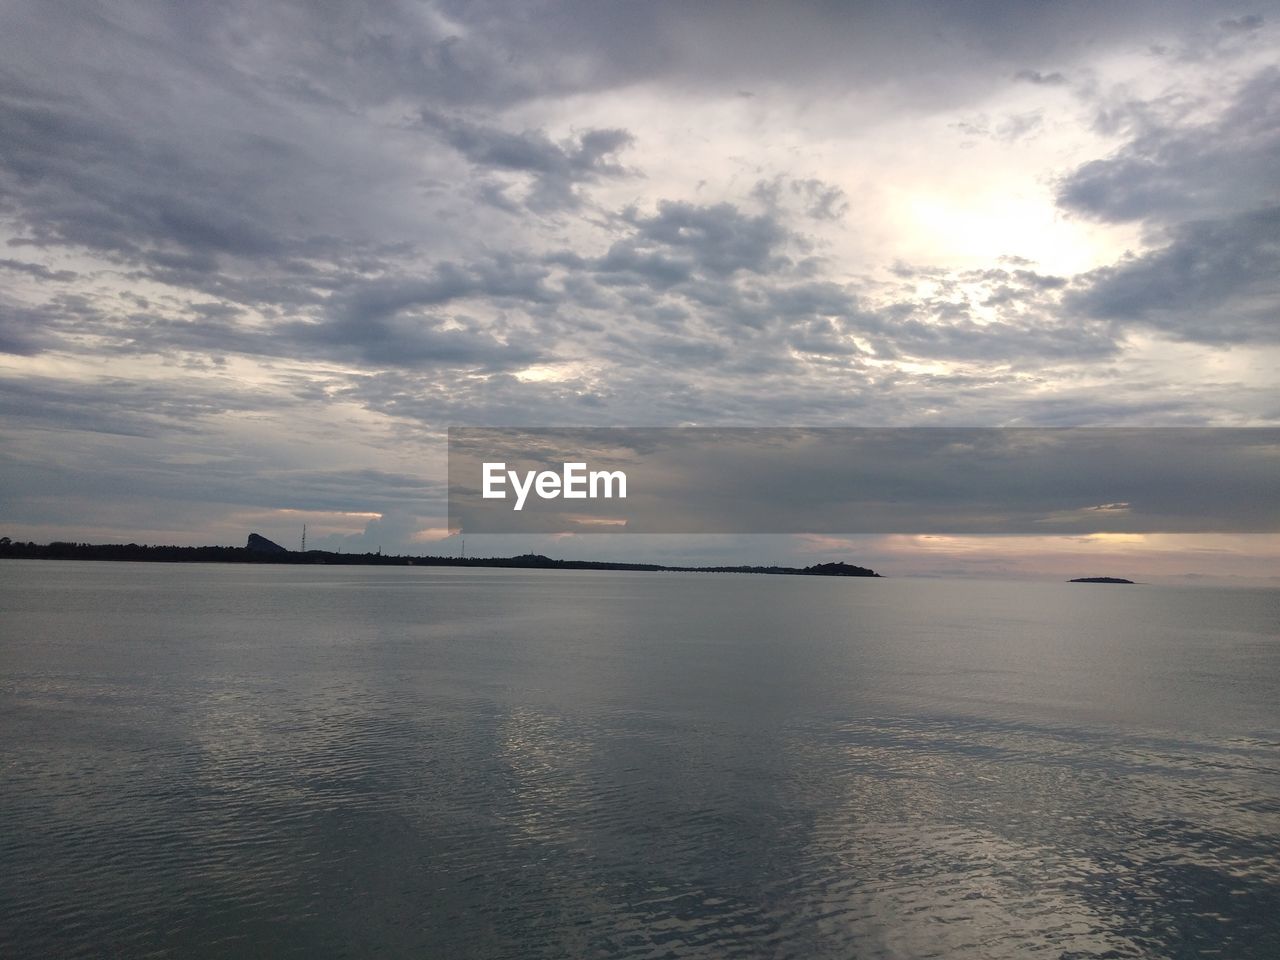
[1,560,1277,958]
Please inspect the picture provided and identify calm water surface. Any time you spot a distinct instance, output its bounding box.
[1,561,1277,958]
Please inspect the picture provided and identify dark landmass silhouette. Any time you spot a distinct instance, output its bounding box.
[1068,576,1135,584]
[0,538,880,578]
[245,532,287,553]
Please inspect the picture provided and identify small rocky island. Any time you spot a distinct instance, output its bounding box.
[798,562,879,577]
[1069,577,1134,584]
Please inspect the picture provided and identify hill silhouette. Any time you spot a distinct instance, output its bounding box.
[246,533,287,553]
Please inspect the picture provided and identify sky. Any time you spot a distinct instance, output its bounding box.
[1,1,1277,582]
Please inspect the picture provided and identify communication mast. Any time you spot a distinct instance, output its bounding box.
[301,523,306,552]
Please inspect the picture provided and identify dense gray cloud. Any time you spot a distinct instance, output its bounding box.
[287,309,542,370]
[422,112,635,210]
[1059,67,1280,225]
[0,302,61,357]
[0,373,294,437]
[434,0,1248,105]
[582,201,796,285]
[1068,208,1280,342]
[0,259,78,282]
[1061,65,1280,343]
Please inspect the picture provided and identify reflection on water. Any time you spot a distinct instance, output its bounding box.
[1,561,1277,958]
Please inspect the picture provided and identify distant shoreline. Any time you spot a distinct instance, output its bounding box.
[0,540,880,578]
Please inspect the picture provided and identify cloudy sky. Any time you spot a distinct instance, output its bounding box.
[1,1,1277,580]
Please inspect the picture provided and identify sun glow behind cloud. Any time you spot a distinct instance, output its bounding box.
[902,190,1112,276]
